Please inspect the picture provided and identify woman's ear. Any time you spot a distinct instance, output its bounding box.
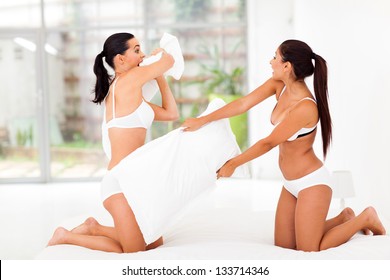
[113,54,124,66]
[118,54,124,65]
[284,61,292,72]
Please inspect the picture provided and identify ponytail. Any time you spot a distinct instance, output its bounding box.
[92,52,112,104]
[313,54,332,159]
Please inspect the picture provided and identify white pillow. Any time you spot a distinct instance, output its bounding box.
[140,33,185,101]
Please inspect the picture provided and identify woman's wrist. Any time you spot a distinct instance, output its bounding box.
[199,116,209,126]
[228,157,240,169]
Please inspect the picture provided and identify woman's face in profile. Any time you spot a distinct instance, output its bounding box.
[270,49,286,79]
[121,38,145,69]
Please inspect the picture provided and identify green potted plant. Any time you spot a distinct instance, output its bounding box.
[198,44,248,149]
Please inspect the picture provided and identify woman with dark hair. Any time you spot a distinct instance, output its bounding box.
[47,32,178,252]
[92,32,180,169]
[182,39,386,251]
[47,32,243,253]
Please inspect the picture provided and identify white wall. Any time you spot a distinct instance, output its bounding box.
[247,0,294,180]
[247,0,390,219]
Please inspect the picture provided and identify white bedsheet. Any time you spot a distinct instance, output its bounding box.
[36,179,390,260]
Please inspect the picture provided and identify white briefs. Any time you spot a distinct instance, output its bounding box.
[283,165,333,197]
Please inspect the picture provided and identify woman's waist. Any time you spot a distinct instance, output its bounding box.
[279,154,323,180]
[108,141,145,169]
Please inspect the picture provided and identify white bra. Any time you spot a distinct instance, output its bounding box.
[272,89,318,142]
[102,78,155,159]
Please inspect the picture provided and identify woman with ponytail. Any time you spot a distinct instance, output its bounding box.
[48,32,179,252]
[48,32,244,253]
[182,39,386,251]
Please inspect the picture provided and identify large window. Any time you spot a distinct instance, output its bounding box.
[0,0,247,182]
[0,33,42,180]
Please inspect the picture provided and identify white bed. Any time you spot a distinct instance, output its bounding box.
[35,178,390,260]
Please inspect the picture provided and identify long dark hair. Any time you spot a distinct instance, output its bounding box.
[279,39,332,158]
[92,32,135,104]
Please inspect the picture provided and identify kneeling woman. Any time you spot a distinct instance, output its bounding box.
[48,33,242,253]
[182,39,386,251]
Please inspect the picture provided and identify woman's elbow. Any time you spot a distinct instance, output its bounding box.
[168,55,175,68]
[163,53,175,69]
[262,138,278,152]
[166,111,179,121]
[170,112,180,121]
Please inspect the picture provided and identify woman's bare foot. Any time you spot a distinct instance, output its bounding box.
[47,227,69,246]
[71,217,99,235]
[341,207,370,235]
[361,206,386,235]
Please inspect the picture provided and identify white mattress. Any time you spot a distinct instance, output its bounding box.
[35,179,390,260]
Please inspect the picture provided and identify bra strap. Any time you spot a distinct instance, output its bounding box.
[278,86,286,99]
[300,96,317,104]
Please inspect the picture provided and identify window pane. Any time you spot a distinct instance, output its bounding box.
[0,35,41,179]
[148,0,246,25]
[44,0,145,28]
[0,1,41,28]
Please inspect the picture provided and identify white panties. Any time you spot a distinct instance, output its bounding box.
[283,165,333,198]
[100,172,122,202]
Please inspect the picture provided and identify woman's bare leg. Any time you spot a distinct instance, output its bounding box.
[319,206,386,250]
[324,207,355,233]
[274,186,349,250]
[147,237,163,250]
[71,217,102,235]
[274,187,297,249]
[48,193,146,253]
[71,217,163,250]
[295,185,332,252]
[103,193,146,253]
[72,217,118,239]
[48,227,122,253]
[324,208,370,235]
